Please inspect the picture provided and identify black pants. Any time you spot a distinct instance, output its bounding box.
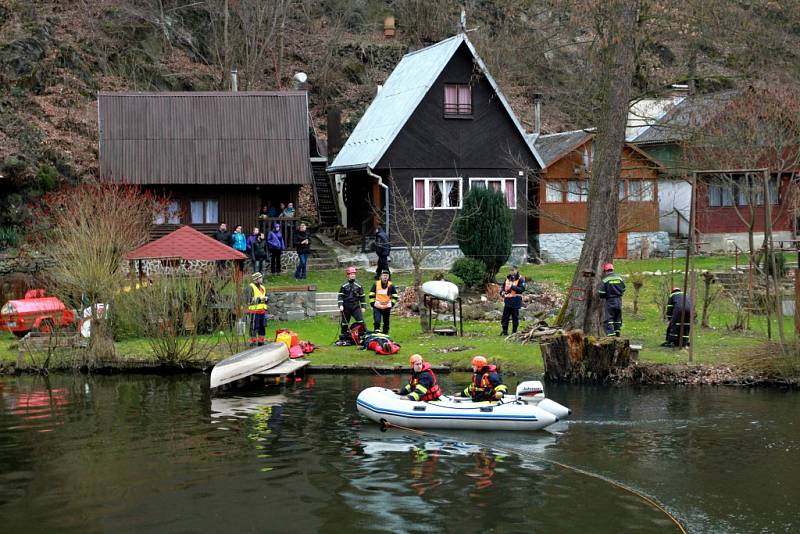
[372,306,391,334]
[341,305,364,334]
[666,311,691,347]
[501,306,519,334]
[604,299,622,336]
[376,255,389,278]
[269,249,282,274]
[249,313,266,345]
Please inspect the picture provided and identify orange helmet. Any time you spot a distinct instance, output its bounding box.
[672,287,682,293]
[345,266,357,275]
[603,263,614,272]
[471,355,488,369]
[409,354,423,365]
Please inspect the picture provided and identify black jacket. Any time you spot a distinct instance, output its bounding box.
[501,274,526,309]
[667,291,693,321]
[251,239,269,261]
[338,280,365,308]
[599,272,626,301]
[212,229,232,246]
[293,230,311,254]
[374,230,391,258]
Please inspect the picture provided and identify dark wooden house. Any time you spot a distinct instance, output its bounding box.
[98,91,315,240]
[327,33,543,267]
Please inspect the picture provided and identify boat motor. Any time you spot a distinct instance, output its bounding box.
[515,381,572,419]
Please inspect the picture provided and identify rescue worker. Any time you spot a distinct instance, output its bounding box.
[245,272,268,346]
[598,262,625,337]
[500,265,526,336]
[373,226,391,279]
[461,356,507,401]
[338,266,365,335]
[369,269,398,334]
[662,286,693,347]
[399,354,442,401]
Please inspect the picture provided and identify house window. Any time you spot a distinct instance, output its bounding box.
[190,199,219,223]
[154,200,181,225]
[444,84,472,116]
[470,178,517,208]
[414,178,462,209]
[544,181,564,203]
[708,184,734,207]
[567,180,589,202]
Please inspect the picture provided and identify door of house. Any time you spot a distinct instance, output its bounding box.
[614,232,628,259]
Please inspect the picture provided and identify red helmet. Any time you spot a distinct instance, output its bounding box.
[471,355,488,369]
[409,354,423,365]
[672,287,682,293]
[603,263,614,272]
[345,266,357,275]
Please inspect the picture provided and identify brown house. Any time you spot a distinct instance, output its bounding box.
[98,91,317,240]
[532,130,666,261]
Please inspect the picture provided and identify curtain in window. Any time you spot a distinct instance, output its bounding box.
[430,181,443,208]
[641,181,654,201]
[205,200,219,223]
[442,180,454,208]
[448,180,460,207]
[444,86,458,113]
[545,182,563,202]
[768,179,779,204]
[415,180,425,208]
[567,180,583,202]
[708,184,722,207]
[457,85,471,113]
[628,180,642,201]
[721,187,734,206]
[505,179,515,208]
[167,200,181,224]
[190,201,204,223]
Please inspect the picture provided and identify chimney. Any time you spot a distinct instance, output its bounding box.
[231,68,238,92]
[376,84,383,96]
[293,72,308,91]
[533,93,543,135]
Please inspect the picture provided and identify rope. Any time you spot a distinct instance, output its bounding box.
[380,420,688,534]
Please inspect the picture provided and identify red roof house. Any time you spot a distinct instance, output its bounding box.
[126,225,247,262]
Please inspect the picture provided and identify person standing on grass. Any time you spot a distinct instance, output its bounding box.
[251,232,269,277]
[245,272,268,346]
[598,263,626,337]
[369,269,398,334]
[293,223,311,280]
[500,265,525,336]
[267,223,285,275]
[662,287,693,348]
[338,266,365,335]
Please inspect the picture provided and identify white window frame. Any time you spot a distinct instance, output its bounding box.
[413,177,463,210]
[189,199,219,224]
[469,178,517,209]
[567,179,589,203]
[544,181,565,203]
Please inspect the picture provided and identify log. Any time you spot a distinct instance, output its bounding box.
[539,329,631,382]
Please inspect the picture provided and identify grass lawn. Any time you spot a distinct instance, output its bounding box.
[1,254,793,373]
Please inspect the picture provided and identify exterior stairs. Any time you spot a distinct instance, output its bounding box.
[315,292,341,316]
[308,234,338,270]
[311,158,339,227]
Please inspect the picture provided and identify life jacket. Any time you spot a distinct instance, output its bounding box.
[409,363,442,401]
[471,365,500,401]
[368,338,401,355]
[503,278,520,297]
[350,322,365,345]
[374,280,393,308]
[248,283,267,313]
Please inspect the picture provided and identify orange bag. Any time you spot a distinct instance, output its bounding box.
[275,329,299,348]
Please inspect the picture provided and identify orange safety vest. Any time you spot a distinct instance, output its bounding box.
[409,363,442,401]
[374,280,393,308]
[504,278,520,298]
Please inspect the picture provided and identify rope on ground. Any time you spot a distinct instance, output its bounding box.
[380,420,688,534]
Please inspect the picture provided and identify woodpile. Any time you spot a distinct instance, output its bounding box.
[508,317,560,343]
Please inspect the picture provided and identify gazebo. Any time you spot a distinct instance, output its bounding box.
[126,225,247,279]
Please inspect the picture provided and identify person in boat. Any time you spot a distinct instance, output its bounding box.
[598,262,625,337]
[661,286,693,348]
[338,266,365,336]
[245,272,268,346]
[369,269,398,334]
[461,356,507,401]
[398,354,442,401]
[500,264,526,336]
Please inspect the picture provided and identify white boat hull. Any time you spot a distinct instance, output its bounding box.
[210,343,289,388]
[421,280,459,302]
[356,387,559,431]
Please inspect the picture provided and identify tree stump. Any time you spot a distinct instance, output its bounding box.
[539,329,632,382]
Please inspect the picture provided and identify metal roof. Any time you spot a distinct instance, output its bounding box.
[328,34,543,172]
[533,130,593,169]
[630,91,738,145]
[98,91,312,185]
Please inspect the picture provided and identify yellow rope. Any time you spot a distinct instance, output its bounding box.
[381,421,688,534]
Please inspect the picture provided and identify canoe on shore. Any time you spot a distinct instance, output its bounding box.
[210,343,289,389]
[421,280,459,302]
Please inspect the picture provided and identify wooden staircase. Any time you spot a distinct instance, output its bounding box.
[311,159,339,227]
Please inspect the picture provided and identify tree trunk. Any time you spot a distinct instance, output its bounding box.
[540,330,632,382]
[561,0,641,334]
[413,259,430,333]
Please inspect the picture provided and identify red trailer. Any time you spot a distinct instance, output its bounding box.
[0,289,76,337]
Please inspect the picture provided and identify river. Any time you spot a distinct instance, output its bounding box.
[0,373,797,533]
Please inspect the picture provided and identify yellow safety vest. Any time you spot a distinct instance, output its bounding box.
[248,283,267,312]
[375,280,392,307]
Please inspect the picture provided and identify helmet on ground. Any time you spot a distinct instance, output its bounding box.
[471,355,488,369]
[252,272,263,281]
[345,266,357,275]
[603,263,614,272]
[409,354,423,365]
[672,287,682,293]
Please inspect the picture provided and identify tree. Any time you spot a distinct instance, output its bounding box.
[455,187,513,282]
[559,0,642,334]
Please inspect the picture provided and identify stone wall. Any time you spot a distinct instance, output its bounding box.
[267,289,316,321]
[130,251,301,278]
[538,231,670,263]
[388,245,528,269]
[0,252,55,275]
[627,231,670,258]
[701,231,793,253]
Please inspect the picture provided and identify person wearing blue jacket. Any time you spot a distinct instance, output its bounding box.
[500,265,526,335]
[267,223,286,274]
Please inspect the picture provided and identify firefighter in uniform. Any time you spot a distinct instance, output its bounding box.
[598,263,626,337]
[245,271,268,346]
[399,354,442,401]
[500,265,526,336]
[461,356,507,401]
[338,266,365,335]
[662,287,693,347]
[369,269,398,334]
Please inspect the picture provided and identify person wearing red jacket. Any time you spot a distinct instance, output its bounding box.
[399,354,442,401]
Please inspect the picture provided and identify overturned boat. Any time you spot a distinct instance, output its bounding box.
[356,381,570,432]
[209,343,289,389]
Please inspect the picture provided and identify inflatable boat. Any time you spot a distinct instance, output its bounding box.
[210,343,289,389]
[356,381,570,432]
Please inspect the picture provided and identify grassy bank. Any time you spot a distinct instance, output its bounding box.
[2,255,795,375]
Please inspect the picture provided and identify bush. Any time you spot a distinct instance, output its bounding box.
[757,251,786,278]
[454,187,513,281]
[451,257,487,289]
[0,226,21,249]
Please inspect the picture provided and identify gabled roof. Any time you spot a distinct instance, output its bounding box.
[328,34,544,172]
[533,129,594,169]
[630,90,738,145]
[99,91,312,185]
[126,226,247,261]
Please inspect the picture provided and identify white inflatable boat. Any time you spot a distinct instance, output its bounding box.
[356,381,570,432]
[209,343,289,389]
[421,280,459,302]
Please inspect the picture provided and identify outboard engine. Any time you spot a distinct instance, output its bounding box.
[515,380,572,419]
[515,380,545,399]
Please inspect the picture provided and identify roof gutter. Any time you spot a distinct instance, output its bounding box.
[366,166,389,236]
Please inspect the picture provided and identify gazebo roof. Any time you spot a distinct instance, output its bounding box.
[126,226,247,261]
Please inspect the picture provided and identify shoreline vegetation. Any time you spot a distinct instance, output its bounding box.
[3,256,799,387]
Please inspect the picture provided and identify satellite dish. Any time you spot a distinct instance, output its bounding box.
[293,72,308,84]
